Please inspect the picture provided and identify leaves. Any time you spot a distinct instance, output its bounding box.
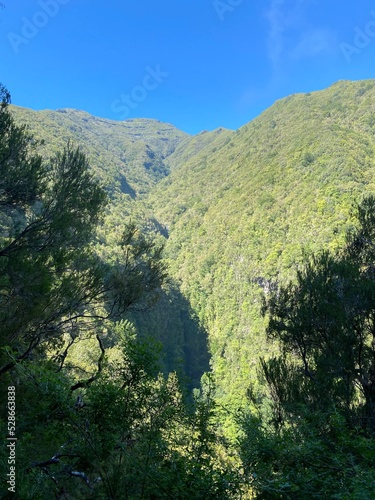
[240,197,375,498]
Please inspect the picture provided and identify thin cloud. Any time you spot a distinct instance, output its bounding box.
[266,0,286,71]
[265,0,336,71]
[291,28,338,59]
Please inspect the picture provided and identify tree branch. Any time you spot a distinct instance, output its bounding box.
[70,334,105,391]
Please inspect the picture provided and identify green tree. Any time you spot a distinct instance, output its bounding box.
[3,324,237,499]
[0,85,165,378]
[0,86,238,499]
[262,196,375,433]
[239,197,375,498]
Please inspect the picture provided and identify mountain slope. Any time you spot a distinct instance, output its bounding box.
[165,127,233,171]
[147,79,375,404]
[10,106,189,197]
[10,79,375,404]
[9,106,214,387]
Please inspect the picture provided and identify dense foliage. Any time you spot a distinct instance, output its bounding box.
[0,87,238,498]
[239,196,375,498]
[9,106,188,199]
[149,79,375,407]
[4,78,375,498]
[9,104,210,387]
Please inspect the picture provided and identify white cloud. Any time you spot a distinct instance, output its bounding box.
[291,28,338,59]
[265,0,337,70]
[266,0,287,71]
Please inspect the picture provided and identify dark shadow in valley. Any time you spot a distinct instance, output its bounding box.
[130,284,211,391]
[118,173,136,199]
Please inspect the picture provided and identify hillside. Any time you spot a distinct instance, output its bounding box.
[8,105,216,387]
[10,79,375,404]
[147,78,375,405]
[10,106,189,198]
[5,78,375,497]
[165,127,233,171]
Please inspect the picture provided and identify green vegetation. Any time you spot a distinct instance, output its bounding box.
[239,196,375,498]
[0,87,237,498]
[148,78,375,409]
[8,104,208,386]
[3,78,375,497]
[9,105,188,198]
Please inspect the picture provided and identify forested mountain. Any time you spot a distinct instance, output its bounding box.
[8,106,212,388]
[3,78,375,498]
[1,88,235,498]
[165,127,233,171]
[10,106,188,197]
[9,78,375,405]
[148,78,375,406]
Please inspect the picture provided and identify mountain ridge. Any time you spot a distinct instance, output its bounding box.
[9,105,189,198]
[10,77,375,404]
[146,77,375,403]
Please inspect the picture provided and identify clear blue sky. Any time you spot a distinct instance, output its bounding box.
[1,0,375,134]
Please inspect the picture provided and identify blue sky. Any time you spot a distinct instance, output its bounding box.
[1,0,375,134]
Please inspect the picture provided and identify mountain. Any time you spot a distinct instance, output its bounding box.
[10,106,189,198]
[6,78,375,498]
[8,105,215,387]
[10,79,375,404]
[146,78,375,405]
[165,127,233,171]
